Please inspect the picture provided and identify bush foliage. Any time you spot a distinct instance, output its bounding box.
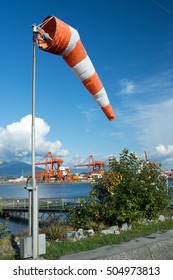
[0,219,10,238]
[69,149,168,229]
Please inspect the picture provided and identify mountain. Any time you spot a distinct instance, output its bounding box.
[0,161,43,177]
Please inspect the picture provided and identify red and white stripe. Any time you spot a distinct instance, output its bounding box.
[38,16,115,121]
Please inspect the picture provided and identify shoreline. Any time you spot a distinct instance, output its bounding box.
[0,180,91,186]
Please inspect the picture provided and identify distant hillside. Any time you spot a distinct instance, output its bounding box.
[0,161,43,177]
[0,161,93,178]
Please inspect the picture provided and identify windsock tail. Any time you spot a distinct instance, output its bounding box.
[37,16,115,121]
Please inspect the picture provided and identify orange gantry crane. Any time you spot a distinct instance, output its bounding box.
[35,152,65,182]
[144,151,156,167]
[74,155,106,176]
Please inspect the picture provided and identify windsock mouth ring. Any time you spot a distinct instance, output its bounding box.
[38,16,56,50]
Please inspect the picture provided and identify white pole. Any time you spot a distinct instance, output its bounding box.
[28,190,32,237]
[31,24,38,259]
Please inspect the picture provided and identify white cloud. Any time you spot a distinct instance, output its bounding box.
[81,107,98,121]
[117,72,173,169]
[135,98,173,150]
[0,115,69,162]
[154,144,173,169]
[119,79,136,95]
[156,144,173,156]
[76,104,98,121]
[118,71,173,100]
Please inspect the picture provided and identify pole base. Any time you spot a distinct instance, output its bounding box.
[20,234,46,259]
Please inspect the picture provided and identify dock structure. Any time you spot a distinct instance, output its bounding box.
[0,197,83,223]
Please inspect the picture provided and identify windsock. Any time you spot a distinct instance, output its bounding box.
[37,16,115,121]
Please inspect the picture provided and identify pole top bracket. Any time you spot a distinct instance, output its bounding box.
[32,23,40,34]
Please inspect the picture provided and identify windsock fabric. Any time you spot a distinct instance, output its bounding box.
[37,16,115,121]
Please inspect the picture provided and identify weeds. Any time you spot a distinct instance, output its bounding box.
[40,222,73,241]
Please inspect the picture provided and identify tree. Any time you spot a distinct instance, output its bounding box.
[70,149,168,228]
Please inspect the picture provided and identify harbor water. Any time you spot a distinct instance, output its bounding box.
[0,180,173,235]
[0,182,91,235]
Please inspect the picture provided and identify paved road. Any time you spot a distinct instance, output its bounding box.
[59,229,173,260]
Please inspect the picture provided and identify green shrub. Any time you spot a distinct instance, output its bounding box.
[69,148,168,228]
[0,217,10,238]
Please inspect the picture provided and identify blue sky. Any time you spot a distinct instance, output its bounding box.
[0,0,173,170]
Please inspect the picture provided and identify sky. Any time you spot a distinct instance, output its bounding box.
[0,0,173,170]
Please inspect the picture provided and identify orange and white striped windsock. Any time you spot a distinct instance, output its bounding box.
[37,15,115,121]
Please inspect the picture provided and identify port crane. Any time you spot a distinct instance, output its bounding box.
[35,152,64,182]
[74,155,106,175]
[144,151,156,166]
[36,152,64,169]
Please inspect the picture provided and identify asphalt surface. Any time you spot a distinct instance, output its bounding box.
[59,229,173,260]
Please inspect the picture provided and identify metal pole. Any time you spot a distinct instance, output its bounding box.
[28,190,32,237]
[31,24,38,259]
[24,177,33,239]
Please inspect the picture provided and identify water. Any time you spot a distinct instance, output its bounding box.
[0,180,173,235]
[0,182,91,199]
[0,182,91,235]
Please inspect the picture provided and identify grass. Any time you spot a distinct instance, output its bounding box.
[1,209,173,260]
[43,219,173,259]
[0,236,17,260]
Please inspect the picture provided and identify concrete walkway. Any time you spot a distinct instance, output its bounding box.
[59,229,173,260]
